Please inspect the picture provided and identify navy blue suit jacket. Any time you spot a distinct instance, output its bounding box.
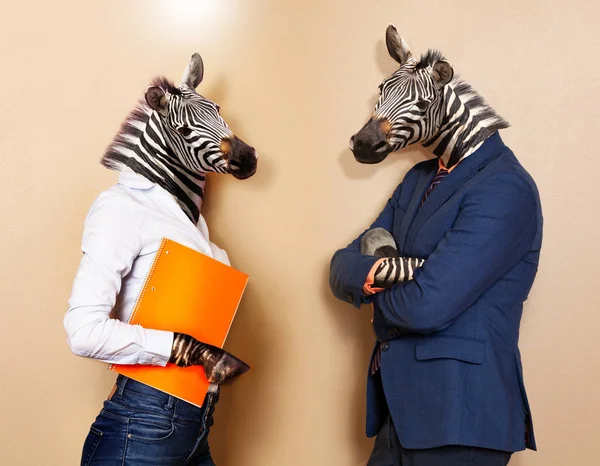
[330,133,541,452]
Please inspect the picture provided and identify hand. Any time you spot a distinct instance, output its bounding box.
[199,343,250,385]
[169,333,250,384]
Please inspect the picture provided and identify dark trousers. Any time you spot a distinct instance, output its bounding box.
[367,416,512,466]
[81,375,219,465]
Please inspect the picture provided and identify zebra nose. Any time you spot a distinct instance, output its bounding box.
[226,136,258,180]
[352,135,373,149]
[350,134,375,151]
[351,119,391,164]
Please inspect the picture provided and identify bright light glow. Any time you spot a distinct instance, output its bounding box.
[169,0,222,24]
[127,0,239,46]
[146,0,236,44]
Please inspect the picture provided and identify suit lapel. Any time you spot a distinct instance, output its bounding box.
[404,132,507,253]
[397,167,435,253]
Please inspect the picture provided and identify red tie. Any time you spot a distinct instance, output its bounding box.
[370,164,449,376]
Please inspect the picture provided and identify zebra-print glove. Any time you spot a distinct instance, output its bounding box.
[372,257,425,288]
[169,333,250,385]
[361,227,424,288]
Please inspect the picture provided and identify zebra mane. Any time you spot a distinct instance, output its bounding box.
[417,48,510,131]
[450,80,510,130]
[416,49,446,70]
[101,76,180,170]
[151,76,182,96]
[100,75,207,223]
[412,49,510,164]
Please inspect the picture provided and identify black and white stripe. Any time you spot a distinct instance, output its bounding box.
[373,26,509,168]
[99,55,253,381]
[361,227,424,288]
[99,52,259,223]
[373,256,425,288]
[102,76,231,223]
[169,332,250,384]
[420,67,509,168]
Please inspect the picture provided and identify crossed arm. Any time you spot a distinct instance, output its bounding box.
[329,182,424,309]
[360,227,425,294]
[330,173,538,333]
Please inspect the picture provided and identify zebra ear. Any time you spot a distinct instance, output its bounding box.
[432,60,454,88]
[386,24,412,65]
[181,52,204,89]
[145,86,169,116]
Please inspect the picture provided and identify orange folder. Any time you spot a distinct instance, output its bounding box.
[109,238,249,408]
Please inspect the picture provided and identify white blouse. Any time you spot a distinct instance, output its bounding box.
[64,170,230,366]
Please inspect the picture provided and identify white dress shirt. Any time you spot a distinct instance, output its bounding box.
[64,170,230,366]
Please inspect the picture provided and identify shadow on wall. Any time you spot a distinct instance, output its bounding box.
[376,39,399,77]
[203,78,275,190]
[320,259,377,462]
[209,284,278,464]
[338,140,425,181]
[200,77,278,464]
[209,37,432,464]
[510,454,526,466]
[338,39,428,180]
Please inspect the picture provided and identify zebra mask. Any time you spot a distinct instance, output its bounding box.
[102,53,258,222]
[350,25,508,169]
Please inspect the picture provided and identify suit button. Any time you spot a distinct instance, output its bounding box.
[381,342,390,351]
[346,293,353,303]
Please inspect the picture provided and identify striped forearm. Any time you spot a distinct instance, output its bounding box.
[169,332,250,384]
[373,257,425,288]
[360,227,425,291]
[170,333,206,367]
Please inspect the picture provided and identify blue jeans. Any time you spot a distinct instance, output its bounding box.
[81,375,219,465]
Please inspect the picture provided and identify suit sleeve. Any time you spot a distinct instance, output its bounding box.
[329,183,403,309]
[374,172,538,332]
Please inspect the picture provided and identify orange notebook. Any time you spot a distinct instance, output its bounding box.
[109,238,249,408]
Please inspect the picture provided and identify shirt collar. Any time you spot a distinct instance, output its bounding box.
[117,170,199,223]
[118,170,156,190]
[438,156,461,174]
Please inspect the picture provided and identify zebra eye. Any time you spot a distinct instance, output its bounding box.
[414,101,429,111]
[177,126,193,137]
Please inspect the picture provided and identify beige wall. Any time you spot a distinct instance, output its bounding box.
[1,1,599,464]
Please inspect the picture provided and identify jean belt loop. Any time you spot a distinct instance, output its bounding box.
[165,394,175,411]
[116,375,128,398]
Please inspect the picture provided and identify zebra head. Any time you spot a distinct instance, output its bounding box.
[143,53,258,180]
[350,25,454,164]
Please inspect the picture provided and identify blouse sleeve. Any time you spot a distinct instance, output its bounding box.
[64,193,173,366]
